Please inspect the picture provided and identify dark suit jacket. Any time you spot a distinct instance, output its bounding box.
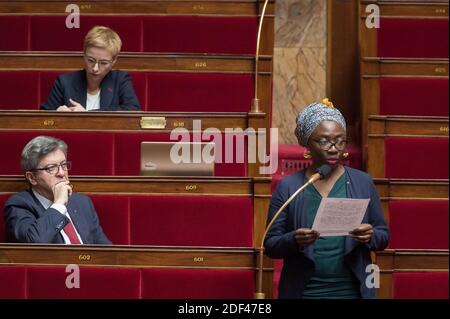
[264,167,389,299]
[40,69,141,111]
[3,190,111,245]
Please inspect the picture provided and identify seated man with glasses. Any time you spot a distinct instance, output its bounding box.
[3,136,111,244]
[40,25,141,111]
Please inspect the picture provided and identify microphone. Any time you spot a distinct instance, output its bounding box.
[254,164,331,299]
[308,164,332,184]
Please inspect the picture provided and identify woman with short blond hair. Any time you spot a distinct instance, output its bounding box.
[83,25,122,57]
[41,25,140,111]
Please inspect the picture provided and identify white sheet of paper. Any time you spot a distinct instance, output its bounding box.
[311,198,370,236]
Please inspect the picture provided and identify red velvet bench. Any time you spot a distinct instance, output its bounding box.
[378,18,449,58]
[379,77,449,117]
[0,15,258,54]
[393,272,449,299]
[0,265,255,298]
[0,131,247,176]
[384,137,448,179]
[0,70,254,113]
[388,200,449,249]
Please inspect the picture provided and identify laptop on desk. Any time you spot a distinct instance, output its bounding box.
[140,141,215,176]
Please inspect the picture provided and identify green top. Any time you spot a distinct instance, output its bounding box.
[302,173,361,299]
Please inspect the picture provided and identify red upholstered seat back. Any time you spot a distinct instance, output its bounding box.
[0,16,29,51]
[393,272,449,299]
[2,193,253,247]
[0,72,40,110]
[0,131,246,176]
[146,72,253,112]
[384,137,449,179]
[0,266,27,298]
[378,18,449,58]
[130,195,253,247]
[0,265,254,298]
[29,16,142,52]
[1,70,253,113]
[379,78,449,116]
[0,131,114,175]
[1,15,257,54]
[141,268,254,298]
[389,200,449,249]
[89,195,130,245]
[27,266,141,298]
[142,16,257,54]
[128,72,147,110]
[0,71,73,111]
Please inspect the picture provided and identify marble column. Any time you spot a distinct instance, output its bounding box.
[272,0,327,144]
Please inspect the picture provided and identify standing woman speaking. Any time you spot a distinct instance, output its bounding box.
[265,99,389,299]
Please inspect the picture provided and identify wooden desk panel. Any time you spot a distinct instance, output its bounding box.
[360,1,448,19]
[0,176,271,195]
[0,110,254,132]
[368,115,449,136]
[0,52,273,74]
[374,179,449,199]
[361,58,448,77]
[0,1,275,16]
[377,249,449,271]
[0,244,254,268]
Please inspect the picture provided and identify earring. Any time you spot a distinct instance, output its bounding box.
[303,150,312,159]
[342,152,349,159]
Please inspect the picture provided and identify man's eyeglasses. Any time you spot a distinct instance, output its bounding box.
[312,139,347,151]
[32,161,71,175]
[84,55,113,68]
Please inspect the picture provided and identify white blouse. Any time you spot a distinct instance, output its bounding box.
[86,90,101,111]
